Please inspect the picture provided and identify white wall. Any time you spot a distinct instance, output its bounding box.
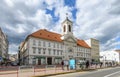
[100,50,119,62]
[28,37,64,56]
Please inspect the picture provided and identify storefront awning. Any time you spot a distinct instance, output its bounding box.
[35,56,45,59]
[54,57,62,59]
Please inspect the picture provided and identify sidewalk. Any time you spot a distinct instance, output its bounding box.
[33,65,118,77]
[33,66,98,77]
[34,66,76,77]
[45,66,120,77]
[0,65,118,77]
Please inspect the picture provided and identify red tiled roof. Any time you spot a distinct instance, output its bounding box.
[30,29,62,42]
[29,29,90,48]
[77,39,91,48]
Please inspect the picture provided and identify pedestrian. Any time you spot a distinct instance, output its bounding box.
[61,61,64,70]
[65,61,69,70]
[100,62,103,68]
[86,60,89,69]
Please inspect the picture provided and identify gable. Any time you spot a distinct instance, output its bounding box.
[66,36,77,43]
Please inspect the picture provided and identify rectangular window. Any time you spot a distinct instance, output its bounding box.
[61,44,62,49]
[54,43,55,48]
[77,48,79,51]
[33,47,36,54]
[43,41,45,47]
[43,49,45,54]
[38,48,41,54]
[32,59,36,65]
[61,51,62,55]
[81,48,83,51]
[81,53,83,56]
[77,53,78,56]
[38,41,41,46]
[57,44,59,48]
[53,50,55,55]
[33,40,36,45]
[48,42,50,47]
[49,49,51,55]
[57,50,59,55]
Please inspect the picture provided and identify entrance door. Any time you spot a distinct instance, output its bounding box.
[38,59,41,65]
[47,57,52,65]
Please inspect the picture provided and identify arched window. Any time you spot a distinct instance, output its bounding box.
[69,25,71,32]
[64,25,66,32]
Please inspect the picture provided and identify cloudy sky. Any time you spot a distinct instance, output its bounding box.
[0,0,120,54]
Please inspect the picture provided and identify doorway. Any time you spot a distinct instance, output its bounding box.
[38,59,41,65]
[47,57,52,65]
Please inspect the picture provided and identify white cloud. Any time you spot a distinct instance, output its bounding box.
[25,0,41,6]
[75,0,120,51]
[4,24,27,34]
[9,43,18,54]
[45,0,57,10]
[0,0,120,54]
[4,0,14,7]
[52,6,73,33]
[28,9,53,30]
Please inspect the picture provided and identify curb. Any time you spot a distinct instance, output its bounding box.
[32,66,119,77]
[32,69,97,77]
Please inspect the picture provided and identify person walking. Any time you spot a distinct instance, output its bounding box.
[86,60,89,69]
[66,61,69,70]
[61,61,64,70]
[100,62,103,68]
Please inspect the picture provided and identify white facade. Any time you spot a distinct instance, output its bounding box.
[19,17,92,65]
[100,50,119,63]
[0,28,9,61]
[85,38,100,61]
[21,37,64,65]
[20,37,91,65]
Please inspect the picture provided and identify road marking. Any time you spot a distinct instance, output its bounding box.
[104,71,120,77]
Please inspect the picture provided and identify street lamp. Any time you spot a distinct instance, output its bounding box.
[103,55,106,67]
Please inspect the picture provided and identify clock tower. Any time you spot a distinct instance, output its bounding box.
[61,14,76,42]
[62,14,73,35]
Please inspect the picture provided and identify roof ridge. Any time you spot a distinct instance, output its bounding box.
[43,29,61,36]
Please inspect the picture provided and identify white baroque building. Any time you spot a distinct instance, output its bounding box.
[19,17,94,65]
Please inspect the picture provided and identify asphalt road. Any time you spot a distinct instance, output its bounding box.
[48,67,120,77]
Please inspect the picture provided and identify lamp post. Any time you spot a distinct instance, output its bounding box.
[103,55,106,67]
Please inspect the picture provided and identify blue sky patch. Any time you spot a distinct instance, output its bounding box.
[46,8,55,17]
[64,0,76,7]
[46,8,59,22]
[115,36,120,49]
[71,8,77,19]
